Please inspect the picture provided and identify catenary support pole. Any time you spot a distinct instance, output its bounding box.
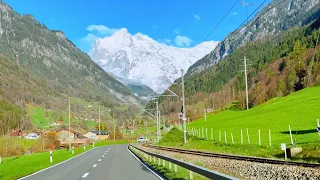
[181,69,187,144]
[244,56,249,110]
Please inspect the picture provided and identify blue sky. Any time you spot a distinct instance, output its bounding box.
[4,0,271,52]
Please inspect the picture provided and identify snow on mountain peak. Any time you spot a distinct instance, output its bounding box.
[89,29,218,93]
[114,28,129,36]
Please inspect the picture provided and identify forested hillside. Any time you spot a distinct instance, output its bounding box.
[151,19,320,122]
[187,0,320,76]
[0,1,138,105]
[0,1,141,134]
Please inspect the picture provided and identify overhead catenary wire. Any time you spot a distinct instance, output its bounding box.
[180,0,241,68]
[179,0,269,78]
[192,0,319,72]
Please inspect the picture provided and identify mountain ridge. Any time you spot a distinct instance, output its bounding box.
[0,1,139,105]
[186,0,320,77]
[89,28,219,92]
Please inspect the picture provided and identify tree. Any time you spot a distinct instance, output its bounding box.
[291,41,307,91]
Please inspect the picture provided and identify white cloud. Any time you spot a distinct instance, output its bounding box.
[175,35,192,47]
[81,33,98,44]
[173,29,181,34]
[79,25,118,52]
[192,14,201,21]
[158,38,172,45]
[86,25,118,35]
[78,33,99,52]
[231,12,238,16]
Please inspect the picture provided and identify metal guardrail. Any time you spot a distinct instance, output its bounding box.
[129,144,238,180]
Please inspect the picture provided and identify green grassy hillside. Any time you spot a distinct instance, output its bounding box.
[159,86,320,162]
[189,85,320,146]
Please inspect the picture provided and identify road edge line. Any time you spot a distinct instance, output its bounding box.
[127,145,165,180]
[18,146,107,180]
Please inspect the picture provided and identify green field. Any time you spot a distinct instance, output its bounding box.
[27,105,53,128]
[159,86,320,162]
[27,104,98,130]
[189,85,320,146]
[0,140,130,180]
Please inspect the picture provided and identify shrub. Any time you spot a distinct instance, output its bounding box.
[30,131,60,153]
[0,137,25,157]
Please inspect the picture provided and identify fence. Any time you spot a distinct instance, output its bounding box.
[187,127,273,146]
[129,144,238,180]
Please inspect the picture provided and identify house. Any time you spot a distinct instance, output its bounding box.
[83,132,97,140]
[126,126,137,133]
[8,129,23,137]
[56,129,85,141]
[56,120,64,125]
[56,130,75,141]
[90,130,109,140]
[25,133,39,139]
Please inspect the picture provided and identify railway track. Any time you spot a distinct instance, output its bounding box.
[143,144,320,168]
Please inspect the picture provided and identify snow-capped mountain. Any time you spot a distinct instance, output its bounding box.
[89,28,218,93]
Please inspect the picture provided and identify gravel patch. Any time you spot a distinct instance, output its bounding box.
[139,146,320,180]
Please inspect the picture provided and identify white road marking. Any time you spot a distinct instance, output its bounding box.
[128,147,164,180]
[102,155,105,157]
[98,159,101,162]
[104,153,106,155]
[82,173,89,178]
[92,164,97,168]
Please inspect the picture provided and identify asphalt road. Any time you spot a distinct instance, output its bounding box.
[22,145,160,180]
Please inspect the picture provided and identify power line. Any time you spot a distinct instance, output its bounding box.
[182,0,241,67]
[202,0,241,43]
[197,0,291,67]
[182,0,268,76]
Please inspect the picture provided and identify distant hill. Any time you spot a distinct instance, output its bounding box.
[0,1,139,106]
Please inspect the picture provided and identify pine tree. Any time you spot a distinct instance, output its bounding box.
[291,41,307,91]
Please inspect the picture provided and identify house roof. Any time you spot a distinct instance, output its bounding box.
[90,130,109,135]
[83,132,96,136]
[127,126,137,130]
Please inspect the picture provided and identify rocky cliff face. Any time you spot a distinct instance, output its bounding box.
[186,0,320,77]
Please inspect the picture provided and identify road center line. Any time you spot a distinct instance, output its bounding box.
[92,164,97,168]
[82,173,89,178]
[102,155,105,157]
[98,159,101,162]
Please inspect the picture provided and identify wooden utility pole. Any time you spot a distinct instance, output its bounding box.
[68,97,71,150]
[98,106,101,143]
[244,56,249,110]
[113,114,116,141]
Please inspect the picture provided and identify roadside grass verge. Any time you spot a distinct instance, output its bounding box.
[129,146,208,180]
[0,140,131,180]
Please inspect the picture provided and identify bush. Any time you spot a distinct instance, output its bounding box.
[30,131,60,153]
[0,137,25,157]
